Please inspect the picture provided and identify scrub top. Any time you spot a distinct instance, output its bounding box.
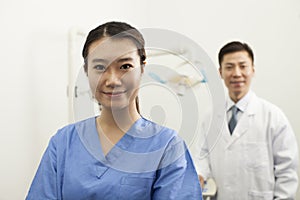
[26,117,202,200]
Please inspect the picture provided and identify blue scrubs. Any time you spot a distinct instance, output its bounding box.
[26,117,202,199]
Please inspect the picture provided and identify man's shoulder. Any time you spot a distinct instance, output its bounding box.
[254,95,282,112]
[251,95,289,123]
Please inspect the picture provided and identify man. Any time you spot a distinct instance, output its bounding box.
[193,41,299,199]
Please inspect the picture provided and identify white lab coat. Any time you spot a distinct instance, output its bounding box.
[192,92,299,200]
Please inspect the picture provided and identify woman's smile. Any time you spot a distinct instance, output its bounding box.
[102,90,127,98]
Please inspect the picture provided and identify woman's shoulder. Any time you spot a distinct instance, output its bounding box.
[132,117,178,139]
[133,117,184,149]
[51,117,96,142]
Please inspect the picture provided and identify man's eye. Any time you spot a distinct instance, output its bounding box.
[94,65,106,71]
[120,64,133,70]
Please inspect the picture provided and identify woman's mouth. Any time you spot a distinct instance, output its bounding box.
[102,91,126,97]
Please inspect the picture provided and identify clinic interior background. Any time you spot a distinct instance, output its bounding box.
[0,0,299,199]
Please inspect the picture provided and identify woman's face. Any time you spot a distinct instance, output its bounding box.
[86,37,143,111]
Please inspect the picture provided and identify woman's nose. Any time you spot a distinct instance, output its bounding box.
[104,71,122,87]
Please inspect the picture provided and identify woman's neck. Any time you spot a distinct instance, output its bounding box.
[98,107,141,132]
[96,107,141,154]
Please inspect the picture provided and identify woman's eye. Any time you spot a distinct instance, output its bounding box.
[94,65,106,71]
[120,64,133,70]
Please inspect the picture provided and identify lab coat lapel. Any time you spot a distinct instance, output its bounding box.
[206,110,227,151]
[225,94,257,149]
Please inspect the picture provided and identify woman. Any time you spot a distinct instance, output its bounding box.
[26,21,202,200]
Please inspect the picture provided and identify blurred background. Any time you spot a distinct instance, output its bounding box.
[0,0,299,199]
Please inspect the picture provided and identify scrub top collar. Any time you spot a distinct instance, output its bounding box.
[75,116,171,173]
[77,116,146,161]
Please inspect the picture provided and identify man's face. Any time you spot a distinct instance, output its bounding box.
[219,51,255,102]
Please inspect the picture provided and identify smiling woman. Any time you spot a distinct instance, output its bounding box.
[25,21,202,200]
[87,38,143,114]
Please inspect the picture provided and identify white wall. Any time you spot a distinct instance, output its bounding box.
[0,0,299,199]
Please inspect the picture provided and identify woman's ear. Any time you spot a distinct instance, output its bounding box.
[141,61,146,74]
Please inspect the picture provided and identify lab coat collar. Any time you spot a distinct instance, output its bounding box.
[223,92,257,147]
[226,90,254,113]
